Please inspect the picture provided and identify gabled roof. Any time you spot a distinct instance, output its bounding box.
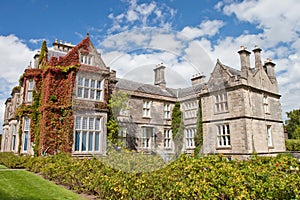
[217,59,240,77]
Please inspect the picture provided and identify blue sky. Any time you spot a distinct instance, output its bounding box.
[1,0,300,126]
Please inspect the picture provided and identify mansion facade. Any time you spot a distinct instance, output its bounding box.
[1,35,286,158]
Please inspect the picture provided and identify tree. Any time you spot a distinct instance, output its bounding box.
[171,102,185,157]
[194,99,203,156]
[285,109,300,139]
[107,91,129,146]
[38,40,48,68]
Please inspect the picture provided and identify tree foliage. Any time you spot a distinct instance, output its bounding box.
[194,99,203,156]
[285,109,300,139]
[107,91,129,146]
[171,102,184,157]
[38,40,48,68]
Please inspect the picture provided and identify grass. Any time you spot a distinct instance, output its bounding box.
[0,164,7,169]
[0,170,86,200]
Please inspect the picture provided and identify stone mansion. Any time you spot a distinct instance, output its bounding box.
[1,35,286,158]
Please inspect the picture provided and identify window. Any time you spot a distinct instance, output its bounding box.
[184,101,197,119]
[23,117,30,152]
[77,77,103,101]
[164,129,172,148]
[118,127,127,146]
[217,124,231,148]
[141,127,153,149]
[164,104,171,119]
[185,128,195,149]
[11,124,17,151]
[80,54,93,65]
[214,93,228,113]
[267,125,272,147]
[143,101,151,117]
[263,95,269,114]
[74,116,102,152]
[26,79,34,102]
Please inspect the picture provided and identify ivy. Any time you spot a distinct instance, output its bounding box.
[18,73,25,86]
[194,99,203,157]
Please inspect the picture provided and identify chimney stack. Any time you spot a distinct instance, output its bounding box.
[263,58,276,83]
[252,45,262,69]
[154,63,166,89]
[191,73,205,85]
[238,46,251,79]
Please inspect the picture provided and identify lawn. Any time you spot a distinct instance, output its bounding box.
[0,170,86,200]
[0,164,7,169]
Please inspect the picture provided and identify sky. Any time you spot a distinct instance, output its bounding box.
[0,0,300,128]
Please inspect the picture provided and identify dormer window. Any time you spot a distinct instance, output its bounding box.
[80,54,93,65]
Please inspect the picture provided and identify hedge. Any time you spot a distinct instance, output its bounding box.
[286,139,300,151]
[0,152,299,199]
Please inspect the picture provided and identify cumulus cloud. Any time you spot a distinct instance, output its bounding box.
[107,0,176,33]
[180,20,225,40]
[222,0,300,46]
[0,35,34,82]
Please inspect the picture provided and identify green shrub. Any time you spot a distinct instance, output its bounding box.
[0,152,299,199]
[286,139,300,151]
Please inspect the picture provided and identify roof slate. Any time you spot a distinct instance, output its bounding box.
[116,78,206,98]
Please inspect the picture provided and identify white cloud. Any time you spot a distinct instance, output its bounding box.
[0,35,34,83]
[29,38,47,45]
[222,0,300,46]
[107,0,176,33]
[180,20,225,40]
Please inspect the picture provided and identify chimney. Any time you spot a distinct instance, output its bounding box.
[33,51,40,68]
[238,46,251,79]
[154,63,166,89]
[263,58,276,83]
[252,45,262,69]
[191,73,205,85]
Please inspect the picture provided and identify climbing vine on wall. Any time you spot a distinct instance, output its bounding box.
[16,65,79,156]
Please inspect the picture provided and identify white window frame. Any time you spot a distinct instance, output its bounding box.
[214,93,228,113]
[141,127,153,149]
[185,128,195,149]
[164,129,172,149]
[164,104,171,119]
[216,124,231,148]
[77,77,103,101]
[23,117,30,152]
[74,116,102,153]
[26,79,34,102]
[142,101,151,118]
[80,54,94,65]
[267,125,273,147]
[263,95,269,114]
[184,101,198,119]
